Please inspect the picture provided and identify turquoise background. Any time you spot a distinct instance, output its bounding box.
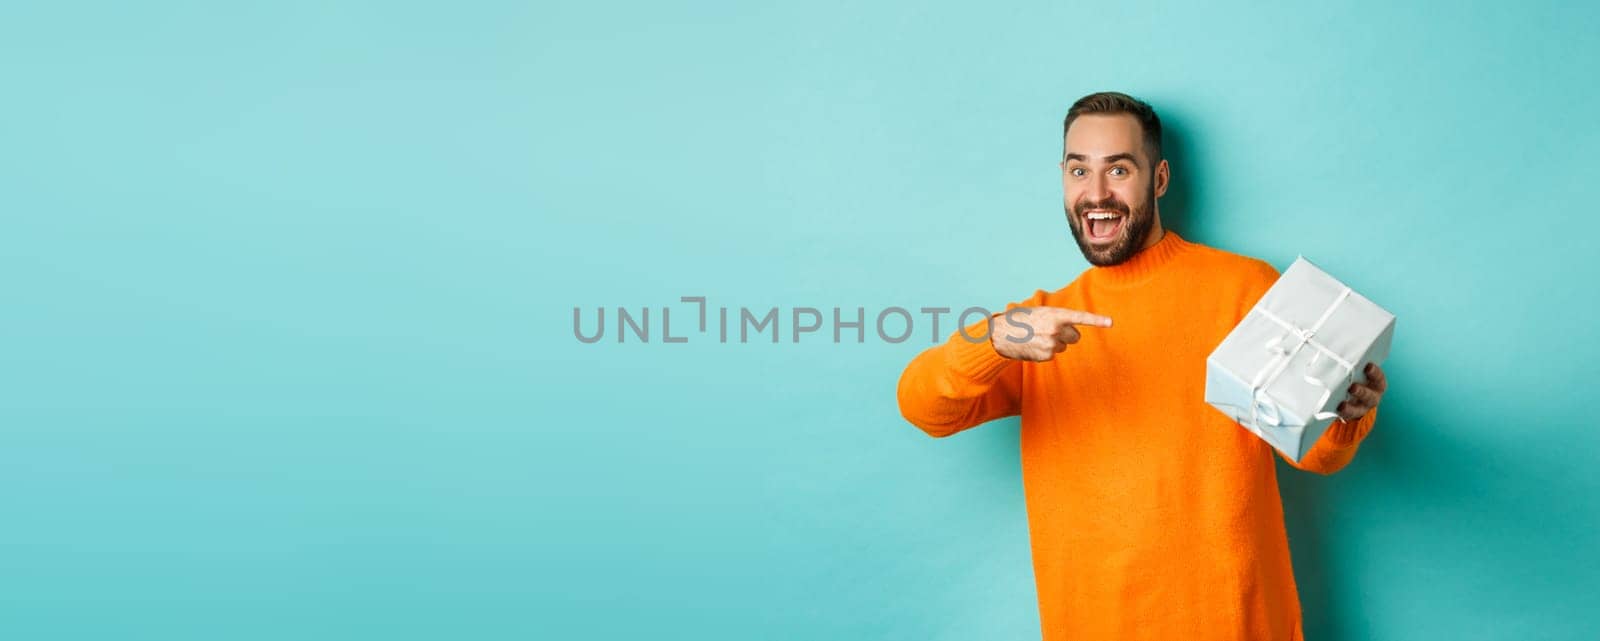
[3,1,1597,639]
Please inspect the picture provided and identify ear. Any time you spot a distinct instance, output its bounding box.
[1153,158,1170,198]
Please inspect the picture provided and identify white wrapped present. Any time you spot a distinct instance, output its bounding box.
[1205,257,1395,461]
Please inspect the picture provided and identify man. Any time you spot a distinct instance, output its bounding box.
[896,91,1388,641]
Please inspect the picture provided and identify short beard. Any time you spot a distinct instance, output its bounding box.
[1066,181,1157,267]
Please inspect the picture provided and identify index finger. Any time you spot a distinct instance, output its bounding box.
[1363,362,1387,393]
[1051,307,1113,329]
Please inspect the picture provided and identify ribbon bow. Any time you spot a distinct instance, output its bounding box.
[1237,286,1357,432]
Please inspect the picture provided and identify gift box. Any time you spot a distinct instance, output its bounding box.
[1205,257,1396,461]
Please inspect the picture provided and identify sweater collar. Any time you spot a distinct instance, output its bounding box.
[1088,229,1192,287]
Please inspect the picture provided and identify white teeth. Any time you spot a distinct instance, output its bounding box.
[1086,212,1122,220]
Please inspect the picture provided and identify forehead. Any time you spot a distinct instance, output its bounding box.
[1064,113,1145,159]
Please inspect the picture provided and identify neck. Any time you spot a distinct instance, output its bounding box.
[1139,210,1166,252]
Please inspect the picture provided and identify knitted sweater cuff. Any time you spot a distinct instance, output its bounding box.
[1322,406,1379,446]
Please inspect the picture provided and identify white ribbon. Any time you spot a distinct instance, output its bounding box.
[1226,286,1357,433]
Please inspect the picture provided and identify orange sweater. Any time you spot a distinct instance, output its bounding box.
[896,231,1377,641]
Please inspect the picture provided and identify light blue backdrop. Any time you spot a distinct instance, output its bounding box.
[3,1,1596,640]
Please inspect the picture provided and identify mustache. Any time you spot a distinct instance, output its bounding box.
[1073,197,1130,217]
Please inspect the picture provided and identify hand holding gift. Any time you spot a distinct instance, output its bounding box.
[1336,362,1387,422]
[1205,257,1396,461]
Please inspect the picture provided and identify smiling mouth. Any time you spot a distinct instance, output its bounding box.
[1083,210,1125,243]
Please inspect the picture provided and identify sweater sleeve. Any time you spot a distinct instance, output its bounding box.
[1279,406,1379,474]
[895,292,1043,438]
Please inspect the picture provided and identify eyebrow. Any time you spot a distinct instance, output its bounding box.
[1064,152,1141,167]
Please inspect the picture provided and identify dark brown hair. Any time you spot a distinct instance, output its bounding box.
[1063,91,1163,165]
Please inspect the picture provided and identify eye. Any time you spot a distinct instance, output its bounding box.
[1109,166,1129,176]
[1070,167,1086,177]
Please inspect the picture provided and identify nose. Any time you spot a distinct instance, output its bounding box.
[1084,173,1111,204]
